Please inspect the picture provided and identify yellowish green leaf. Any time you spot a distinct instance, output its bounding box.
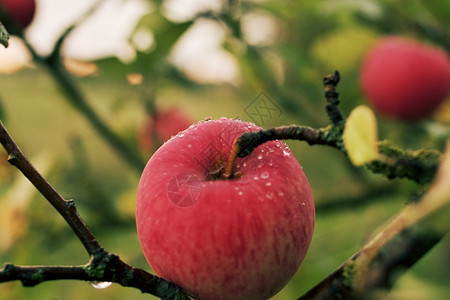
[343,105,379,166]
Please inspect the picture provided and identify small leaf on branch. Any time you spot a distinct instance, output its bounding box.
[343,105,380,166]
[0,21,9,48]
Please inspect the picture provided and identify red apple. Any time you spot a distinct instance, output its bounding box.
[0,0,36,30]
[138,107,192,153]
[360,36,450,120]
[136,118,315,300]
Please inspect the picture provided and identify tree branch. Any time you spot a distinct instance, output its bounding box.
[21,0,146,173]
[299,140,450,299]
[323,71,345,127]
[0,119,189,299]
[225,71,441,184]
[0,120,101,255]
[0,256,188,299]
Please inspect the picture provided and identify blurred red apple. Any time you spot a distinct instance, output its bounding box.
[136,118,315,300]
[138,107,192,153]
[360,36,450,120]
[0,0,36,31]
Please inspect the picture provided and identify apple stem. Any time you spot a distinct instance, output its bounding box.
[222,137,239,179]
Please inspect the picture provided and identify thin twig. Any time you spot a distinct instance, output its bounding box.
[22,0,146,173]
[0,119,189,298]
[323,71,345,127]
[0,120,101,255]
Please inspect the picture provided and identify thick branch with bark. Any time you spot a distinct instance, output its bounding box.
[0,255,188,299]
[299,141,450,299]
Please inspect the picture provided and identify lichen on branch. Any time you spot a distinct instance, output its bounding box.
[227,71,441,185]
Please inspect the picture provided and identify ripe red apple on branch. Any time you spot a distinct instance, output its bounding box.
[136,118,315,300]
[360,36,450,120]
[0,0,36,31]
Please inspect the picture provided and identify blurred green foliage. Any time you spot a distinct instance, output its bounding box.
[0,0,449,299]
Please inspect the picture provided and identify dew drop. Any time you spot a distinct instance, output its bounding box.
[265,182,272,186]
[235,186,239,190]
[260,171,269,179]
[90,281,112,289]
[268,148,275,153]
[283,150,291,156]
[219,117,228,120]
[205,116,212,121]
[268,162,273,166]
[257,154,263,160]
[187,144,192,148]
[266,193,273,199]
[178,133,185,138]
[242,162,247,167]
[238,191,243,196]
[253,176,259,180]
[301,202,306,206]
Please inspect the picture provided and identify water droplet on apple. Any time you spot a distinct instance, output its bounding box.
[238,191,243,196]
[219,117,228,120]
[90,281,112,289]
[268,148,274,153]
[178,133,185,138]
[205,116,212,121]
[268,162,273,166]
[187,144,192,148]
[257,154,263,159]
[253,176,259,180]
[260,171,269,179]
[257,164,263,168]
[265,182,272,186]
[266,193,273,199]
[235,186,239,190]
[283,150,290,156]
[301,202,306,206]
[242,162,247,167]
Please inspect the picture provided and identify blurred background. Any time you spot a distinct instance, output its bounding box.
[0,0,449,299]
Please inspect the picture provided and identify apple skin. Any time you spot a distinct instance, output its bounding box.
[0,0,36,30]
[138,107,192,153]
[136,118,315,300]
[360,36,450,120]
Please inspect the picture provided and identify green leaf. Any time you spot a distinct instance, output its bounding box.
[0,21,9,48]
[343,105,380,166]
